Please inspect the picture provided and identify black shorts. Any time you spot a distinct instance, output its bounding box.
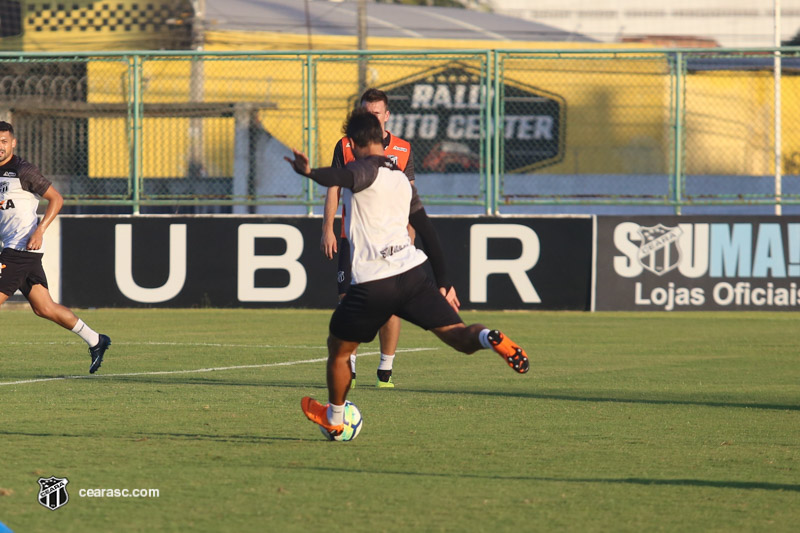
[0,248,49,297]
[329,263,462,343]
[336,236,351,296]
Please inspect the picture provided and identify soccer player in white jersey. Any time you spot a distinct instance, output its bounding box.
[322,88,459,389]
[286,109,529,438]
[0,122,110,373]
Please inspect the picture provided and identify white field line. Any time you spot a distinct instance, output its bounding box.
[0,347,436,387]
[4,341,331,349]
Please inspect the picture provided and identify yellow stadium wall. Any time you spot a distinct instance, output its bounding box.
[78,30,800,178]
[684,70,800,176]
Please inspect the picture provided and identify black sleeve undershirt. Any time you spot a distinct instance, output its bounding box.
[409,208,451,290]
[307,167,355,188]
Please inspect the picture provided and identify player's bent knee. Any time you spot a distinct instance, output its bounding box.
[328,334,358,359]
[30,302,53,319]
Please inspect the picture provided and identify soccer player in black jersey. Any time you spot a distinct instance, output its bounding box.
[0,122,110,373]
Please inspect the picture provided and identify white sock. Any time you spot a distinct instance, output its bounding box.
[350,353,357,374]
[378,353,395,371]
[72,319,100,347]
[478,328,492,349]
[327,403,345,425]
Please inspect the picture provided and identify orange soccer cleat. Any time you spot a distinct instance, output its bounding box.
[301,396,344,435]
[487,330,529,374]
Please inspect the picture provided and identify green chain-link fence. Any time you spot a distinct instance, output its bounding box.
[1,48,799,214]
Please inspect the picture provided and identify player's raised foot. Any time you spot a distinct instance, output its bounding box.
[89,334,111,374]
[350,371,357,389]
[301,396,344,436]
[487,330,529,374]
[376,369,394,388]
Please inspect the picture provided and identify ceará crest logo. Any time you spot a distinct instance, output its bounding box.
[636,224,683,276]
[38,476,69,511]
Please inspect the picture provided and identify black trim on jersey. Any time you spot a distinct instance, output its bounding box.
[331,140,346,168]
[0,155,51,196]
[310,156,398,192]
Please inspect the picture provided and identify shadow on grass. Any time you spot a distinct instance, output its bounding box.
[282,465,800,492]
[130,431,305,443]
[400,388,800,412]
[10,372,796,412]
[0,429,306,444]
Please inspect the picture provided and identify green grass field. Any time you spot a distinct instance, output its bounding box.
[0,308,798,532]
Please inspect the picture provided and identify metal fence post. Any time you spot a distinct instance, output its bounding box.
[774,46,783,216]
[304,52,316,215]
[672,51,684,216]
[491,50,501,215]
[130,54,143,215]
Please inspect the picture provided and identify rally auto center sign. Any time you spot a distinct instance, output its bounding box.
[371,63,565,173]
[595,216,800,311]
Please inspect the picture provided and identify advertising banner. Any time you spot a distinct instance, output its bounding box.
[59,216,592,310]
[377,62,566,173]
[596,216,800,311]
[435,217,592,310]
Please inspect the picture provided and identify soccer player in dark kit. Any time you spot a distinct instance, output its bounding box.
[321,88,458,388]
[287,109,529,437]
[0,121,110,373]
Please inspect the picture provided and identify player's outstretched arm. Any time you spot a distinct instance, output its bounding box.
[285,149,355,187]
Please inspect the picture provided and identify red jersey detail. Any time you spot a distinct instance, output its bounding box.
[340,135,411,170]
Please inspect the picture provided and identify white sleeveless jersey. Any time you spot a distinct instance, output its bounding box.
[0,156,52,253]
[343,156,428,284]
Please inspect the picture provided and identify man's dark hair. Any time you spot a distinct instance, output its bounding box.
[344,108,383,148]
[0,121,14,135]
[360,88,389,109]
